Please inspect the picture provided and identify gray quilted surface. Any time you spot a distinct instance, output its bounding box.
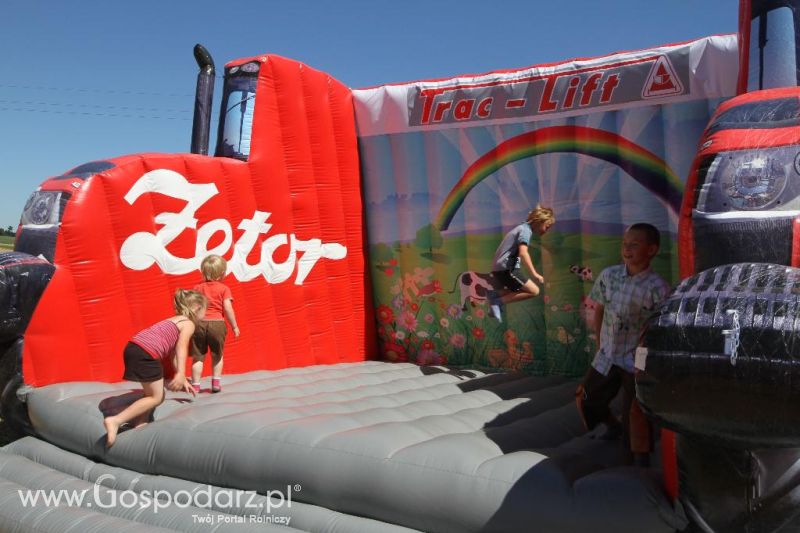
[23,361,679,532]
[0,436,419,532]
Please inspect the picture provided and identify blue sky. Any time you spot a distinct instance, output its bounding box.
[0,0,738,230]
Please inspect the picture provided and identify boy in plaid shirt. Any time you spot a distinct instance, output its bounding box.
[576,223,670,465]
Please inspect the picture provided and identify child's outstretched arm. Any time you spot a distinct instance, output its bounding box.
[223,298,240,337]
[168,321,197,395]
[518,244,544,284]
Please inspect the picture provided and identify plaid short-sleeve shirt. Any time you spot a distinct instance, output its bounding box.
[588,264,670,375]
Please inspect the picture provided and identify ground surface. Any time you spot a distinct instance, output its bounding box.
[0,235,13,252]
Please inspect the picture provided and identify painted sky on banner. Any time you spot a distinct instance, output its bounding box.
[355,34,737,244]
[360,97,724,245]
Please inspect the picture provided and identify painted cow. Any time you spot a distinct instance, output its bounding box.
[450,271,499,309]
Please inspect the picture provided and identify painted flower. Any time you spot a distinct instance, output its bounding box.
[450,333,466,348]
[424,313,434,324]
[439,317,450,329]
[562,303,573,312]
[543,295,551,304]
[390,280,402,295]
[377,304,395,325]
[550,305,559,312]
[388,258,398,267]
[412,266,434,284]
[417,330,429,338]
[410,303,420,312]
[475,308,485,319]
[434,332,441,339]
[384,268,394,276]
[392,295,405,310]
[503,329,518,345]
[447,304,462,318]
[417,349,444,366]
[420,339,435,351]
[400,310,418,331]
[395,331,406,340]
[383,342,408,362]
[556,326,575,344]
[472,327,485,340]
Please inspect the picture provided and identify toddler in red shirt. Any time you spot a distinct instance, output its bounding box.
[191,254,240,393]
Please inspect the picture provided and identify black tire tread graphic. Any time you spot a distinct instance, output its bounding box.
[638,262,800,449]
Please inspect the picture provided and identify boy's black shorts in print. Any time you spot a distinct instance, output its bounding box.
[492,269,529,292]
[122,342,163,382]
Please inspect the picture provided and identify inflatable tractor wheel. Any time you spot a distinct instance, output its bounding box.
[637,262,800,531]
[0,338,30,438]
[0,252,54,438]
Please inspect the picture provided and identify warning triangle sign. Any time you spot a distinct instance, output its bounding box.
[642,55,684,98]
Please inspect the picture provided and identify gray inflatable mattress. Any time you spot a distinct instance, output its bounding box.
[21,361,680,532]
[0,436,419,532]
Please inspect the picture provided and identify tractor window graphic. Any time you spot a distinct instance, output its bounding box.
[217,66,258,160]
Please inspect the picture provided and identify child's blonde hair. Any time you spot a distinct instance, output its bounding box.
[200,255,227,281]
[526,205,555,226]
[174,289,207,322]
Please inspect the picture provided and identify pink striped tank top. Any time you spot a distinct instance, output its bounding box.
[131,319,182,361]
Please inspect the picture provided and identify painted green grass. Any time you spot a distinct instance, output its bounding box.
[370,230,679,377]
[0,235,14,251]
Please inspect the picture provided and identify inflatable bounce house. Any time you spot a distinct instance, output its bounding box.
[0,0,798,531]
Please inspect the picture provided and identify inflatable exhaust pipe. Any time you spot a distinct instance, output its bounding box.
[190,44,215,155]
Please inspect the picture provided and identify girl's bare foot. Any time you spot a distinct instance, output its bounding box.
[103,417,119,447]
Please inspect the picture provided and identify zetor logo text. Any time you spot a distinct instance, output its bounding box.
[120,169,347,285]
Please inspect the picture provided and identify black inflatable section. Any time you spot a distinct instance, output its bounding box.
[0,339,30,436]
[692,216,794,273]
[0,251,54,347]
[676,435,800,532]
[637,262,800,449]
[0,252,53,436]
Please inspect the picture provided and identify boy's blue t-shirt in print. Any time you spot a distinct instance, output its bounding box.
[492,222,532,271]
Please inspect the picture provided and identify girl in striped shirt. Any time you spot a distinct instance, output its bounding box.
[104,289,207,447]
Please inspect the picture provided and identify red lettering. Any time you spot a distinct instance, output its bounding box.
[433,101,453,122]
[419,89,445,125]
[563,77,580,109]
[579,73,602,106]
[476,97,493,118]
[600,74,620,103]
[453,99,475,120]
[505,99,526,109]
[538,76,559,112]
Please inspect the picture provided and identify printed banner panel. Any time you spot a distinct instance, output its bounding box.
[355,36,738,375]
